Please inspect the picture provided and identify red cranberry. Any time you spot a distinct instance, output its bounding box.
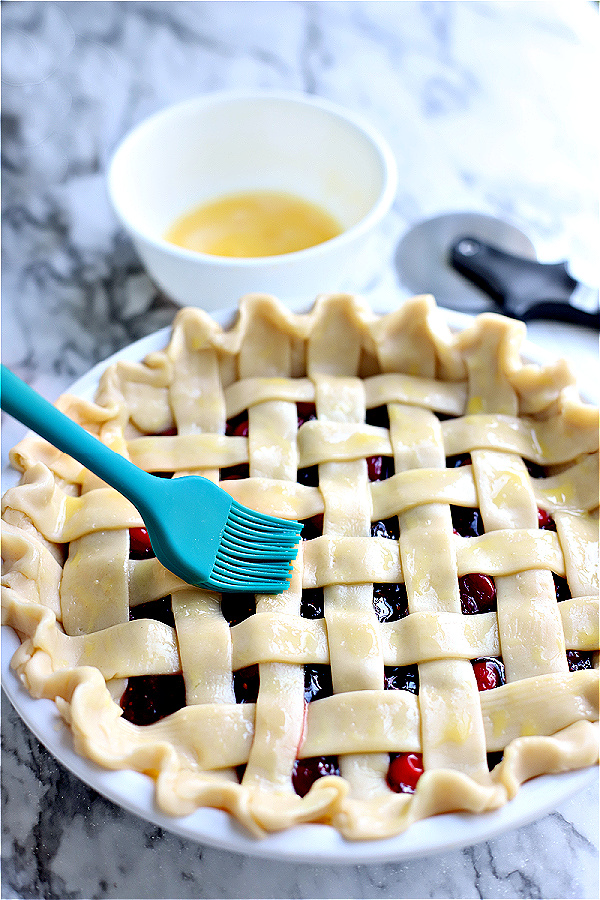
[129,527,154,559]
[292,756,339,797]
[225,411,249,437]
[472,657,505,690]
[459,573,496,615]
[367,455,394,481]
[387,752,423,793]
[537,508,556,531]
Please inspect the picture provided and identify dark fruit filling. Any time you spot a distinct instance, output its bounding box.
[472,657,505,691]
[120,673,186,726]
[233,665,260,704]
[129,595,175,628]
[364,407,394,482]
[121,596,185,725]
[387,752,423,793]
[297,402,317,428]
[129,527,154,559]
[567,650,595,672]
[371,517,400,540]
[451,506,484,538]
[459,573,496,615]
[301,587,324,619]
[297,465,319,486]
[554,574,571,602]
[371,518,404,627]
[373,582,408,622]
[304,664,333,703]
[221,593,256,627]
[226,402,317,438]
[487,751,504,771]
[296,560,337,796]
[385,664,421,792]
[292,756,340,797]
[448,453,546,481]
[367,455,395,482]
[301,514,324,541]
[220,463,250,481]
[366,405,390,429]
[225,410,249,437]
[446,453,471,468]
[524,459,546,478]
[384,665,419,694]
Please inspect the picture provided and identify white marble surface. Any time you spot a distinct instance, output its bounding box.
[1,2,599,898]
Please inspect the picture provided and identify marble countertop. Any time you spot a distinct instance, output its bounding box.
[1,2,598,898]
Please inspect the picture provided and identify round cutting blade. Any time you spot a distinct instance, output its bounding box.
[395,212,536,314]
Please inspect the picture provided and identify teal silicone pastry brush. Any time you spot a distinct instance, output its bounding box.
[1,365,301,593]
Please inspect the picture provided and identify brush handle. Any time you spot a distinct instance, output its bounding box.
[1,364,155,508]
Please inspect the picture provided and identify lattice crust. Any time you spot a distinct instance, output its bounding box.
[2,293,598,840]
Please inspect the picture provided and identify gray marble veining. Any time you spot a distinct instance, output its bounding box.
[2,2,599,898]
[3,691,598,900]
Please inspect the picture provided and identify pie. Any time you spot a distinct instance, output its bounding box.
[2,293,598,841]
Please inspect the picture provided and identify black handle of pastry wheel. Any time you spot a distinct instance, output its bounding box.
[450,236,600,327]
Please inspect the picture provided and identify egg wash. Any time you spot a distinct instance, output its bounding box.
[164,189,343,258]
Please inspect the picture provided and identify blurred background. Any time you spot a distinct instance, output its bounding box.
[2,2,598,385]
[1,3,599,899]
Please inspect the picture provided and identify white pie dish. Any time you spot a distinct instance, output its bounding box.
[1,301,597,863]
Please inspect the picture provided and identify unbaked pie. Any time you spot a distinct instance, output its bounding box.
[2,293,598,840]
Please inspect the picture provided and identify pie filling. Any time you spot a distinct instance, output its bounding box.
[2,293,598,840]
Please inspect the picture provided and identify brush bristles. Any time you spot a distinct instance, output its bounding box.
[207,503,300,592]
[220,532,297,558]
[208,565,293,593]
[229,501,303,535]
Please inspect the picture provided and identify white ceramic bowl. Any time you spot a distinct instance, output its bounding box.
[108,90,398,309]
